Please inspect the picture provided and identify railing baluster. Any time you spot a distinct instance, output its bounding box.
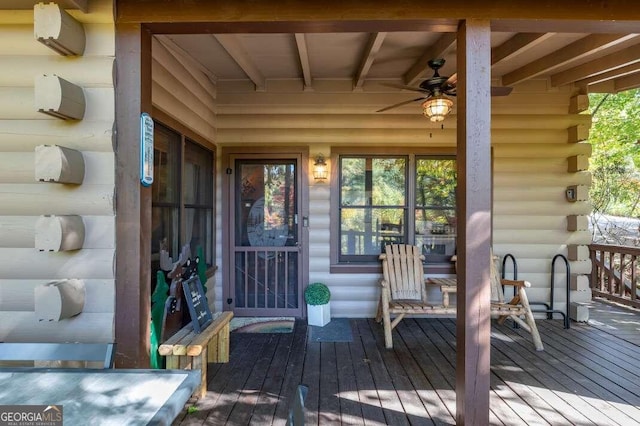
[632,255,637,301]
[264,251,268,308]
[244,251,250,308]
[284,251,289,308]
[254,251,258,308]
[600,249,606,293]
[614,253,626,297]
[589,243,640,309]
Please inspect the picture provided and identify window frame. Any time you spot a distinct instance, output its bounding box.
[151,118,216,280]
[330,147,456,274]
[338,155,409,263]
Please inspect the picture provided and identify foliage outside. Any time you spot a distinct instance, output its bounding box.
[339,157,456,256]
[304,282,331,305]
[588,89,640,245]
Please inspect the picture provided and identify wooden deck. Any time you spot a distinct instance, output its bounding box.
[174,299,640,425]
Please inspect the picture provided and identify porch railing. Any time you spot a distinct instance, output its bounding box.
[589,243,640,309]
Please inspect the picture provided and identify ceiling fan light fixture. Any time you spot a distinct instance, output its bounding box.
[421,96,453,122]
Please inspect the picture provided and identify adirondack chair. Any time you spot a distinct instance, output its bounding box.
[488,253,543,350]
[429,252,544,351]
[376,244,544,351]
[375,244,456,349]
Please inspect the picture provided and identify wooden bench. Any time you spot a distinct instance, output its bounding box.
[0,342,115,368]
[158,311,233,398]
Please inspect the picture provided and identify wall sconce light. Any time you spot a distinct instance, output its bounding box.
[313,155,328,182]
[422,95,453,122]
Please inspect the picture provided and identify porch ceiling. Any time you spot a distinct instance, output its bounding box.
[156,25,640,99]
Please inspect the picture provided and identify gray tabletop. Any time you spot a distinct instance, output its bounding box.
[0,368,199,426]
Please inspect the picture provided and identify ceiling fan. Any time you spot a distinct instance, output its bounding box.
[376,58,513,122]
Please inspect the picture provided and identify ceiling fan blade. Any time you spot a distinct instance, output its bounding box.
[445,73,457,87]
[376,97,427,113]
[380,82,429,94]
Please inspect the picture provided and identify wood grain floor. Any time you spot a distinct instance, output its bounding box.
[174,300,640,425]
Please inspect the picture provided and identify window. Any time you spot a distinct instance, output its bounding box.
[183,141,214,267]
[151,123,215,284]
[415,158,457,263]
[339,156,407,262]
[335,151,456,269]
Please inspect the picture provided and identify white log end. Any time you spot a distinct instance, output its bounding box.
[35,279,86,321]
[35,215,85,251]
[34,2,85,56]
[35,145,85,184]
[35,74,85,120]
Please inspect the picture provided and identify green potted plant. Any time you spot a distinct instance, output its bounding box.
[305,282,331,327]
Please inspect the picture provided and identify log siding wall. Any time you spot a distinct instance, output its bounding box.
[0,0,116,342]
[0,4,592,339]
[216,79,592,317]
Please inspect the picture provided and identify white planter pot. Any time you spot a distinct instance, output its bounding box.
[307,302,330,327]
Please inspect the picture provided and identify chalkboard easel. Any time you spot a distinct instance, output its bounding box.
[181,275,213,333]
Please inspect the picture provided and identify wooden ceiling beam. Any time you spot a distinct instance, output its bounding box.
[551,44,640,86]
[155,35,218,83]
[491,20,640,34]
[354,32,387,90]
[213,34,266,91]
[551,42,640,86]
[588,80,615,93]
[117,1,640,24]
[576,62,640,86]
[404,33,456,86]
[491,33,555,65]
[502,34,637,86]
[437,34,552,90]
[588,73,640,93]
[294,33,313,90]
[613,72,640,92]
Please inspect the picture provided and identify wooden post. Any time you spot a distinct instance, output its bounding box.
[114,23,152,368]
[456,19,492,425]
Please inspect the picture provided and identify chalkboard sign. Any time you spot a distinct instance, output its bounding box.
[181,276,213,333]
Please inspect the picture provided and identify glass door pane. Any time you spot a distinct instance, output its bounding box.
[232,159,301,316]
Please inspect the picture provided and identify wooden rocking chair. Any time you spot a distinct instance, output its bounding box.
[376,244,544,351]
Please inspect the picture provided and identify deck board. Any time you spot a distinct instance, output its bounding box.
[318,342,341,424]
[432,319,553,426]
[533,323,640,410]
[272,319,308,426]
[249,330,295,425]
[205,333,272,425]
[301,320,321,426]
[356,319,410,426]
[366,318,434,425]
[226,333,278,425]
[175,300,640,425]
[400,319,457,420]
[490,327,609,426]
[347,319,387,425]
[502,320,640,424]
[335,340,364,425]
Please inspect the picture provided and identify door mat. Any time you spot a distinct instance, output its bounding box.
[231,317,295,333]
[308,318,353,342]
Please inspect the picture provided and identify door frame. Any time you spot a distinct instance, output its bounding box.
[222,146,310,317]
